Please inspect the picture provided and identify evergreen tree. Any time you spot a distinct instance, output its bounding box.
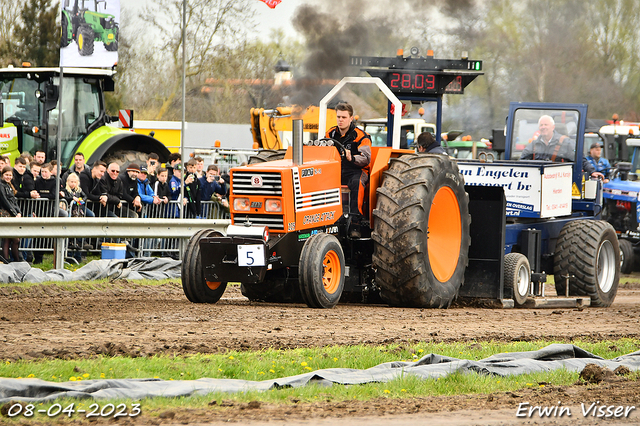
[12,0,60,66]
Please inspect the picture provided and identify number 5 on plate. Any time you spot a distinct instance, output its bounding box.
[237,245,265,267]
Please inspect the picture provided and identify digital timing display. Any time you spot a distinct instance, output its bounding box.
[386,71,463,94]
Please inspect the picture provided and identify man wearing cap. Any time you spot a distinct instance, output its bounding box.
[585,142,611,182]
[121,163,142,217]
[137,166,161,207]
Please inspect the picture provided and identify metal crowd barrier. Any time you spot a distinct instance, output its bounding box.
[16,198,68,259]
[12,198,229,263]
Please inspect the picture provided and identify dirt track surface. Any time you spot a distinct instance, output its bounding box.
[1,280,640,425]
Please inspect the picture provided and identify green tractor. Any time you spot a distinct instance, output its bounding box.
[0,67,170,170]
[61,0,119,56]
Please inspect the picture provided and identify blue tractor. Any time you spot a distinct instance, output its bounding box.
[601,134,640,273]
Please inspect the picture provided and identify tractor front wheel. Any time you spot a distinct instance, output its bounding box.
[298,233,345,309]
[182,229,227,303]
[554,220,619,307]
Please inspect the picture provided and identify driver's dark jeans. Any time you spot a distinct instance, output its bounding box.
[342,168,367,216]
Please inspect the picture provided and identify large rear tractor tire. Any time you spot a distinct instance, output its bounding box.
[372,154,471,308]
[182,229,227,303]
[248,149,286,164]
[618,238,634,274]
[298,233,345,309]
[504,253,531,306]
[77,25,95,56]
[554,220,619,307]
[102,150,150,171]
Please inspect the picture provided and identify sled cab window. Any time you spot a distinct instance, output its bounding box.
[512,108,580,163]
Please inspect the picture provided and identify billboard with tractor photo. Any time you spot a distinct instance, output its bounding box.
[60,0,120,68]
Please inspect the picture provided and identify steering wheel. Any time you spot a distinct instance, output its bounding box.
[316,138,347,160]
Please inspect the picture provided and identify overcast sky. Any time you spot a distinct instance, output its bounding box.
[125,0,302,42]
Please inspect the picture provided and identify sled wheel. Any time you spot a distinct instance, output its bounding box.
[504,253,531,306]
[181,229,227,303]
[554,220,619,307]
[298,233,345,308]
[618,238,634,274]
[372,154,470,308]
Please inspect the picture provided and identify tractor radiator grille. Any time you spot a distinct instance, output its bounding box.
[233,214,285,230]
[232,171,282,196]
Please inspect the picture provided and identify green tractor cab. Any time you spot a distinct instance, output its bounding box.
[0,67,169,169]
[61,0,118,56]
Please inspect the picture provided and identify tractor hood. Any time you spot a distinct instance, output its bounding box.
[603,178,640,203]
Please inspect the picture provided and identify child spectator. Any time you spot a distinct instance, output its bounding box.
[12,157,35,199]
[146,153,160,187]
[184,159,202,218]
[61,172,94,217]
[34,163,66,217]
[61,172,91,262]
[0,166,23,262]
[29,161,41,179]
[154,167,171,205]
[194,156,205,178]
[199,164,227,201]
[166,152,181,180]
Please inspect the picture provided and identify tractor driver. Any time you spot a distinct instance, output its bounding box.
[520,115,605,180]
[326,102,372,221]
[585,142,611,182]
[520,115,575,162]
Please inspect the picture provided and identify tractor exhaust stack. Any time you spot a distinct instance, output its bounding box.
[292,119,303,165]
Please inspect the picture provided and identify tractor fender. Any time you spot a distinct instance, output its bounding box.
[75,126,171,167]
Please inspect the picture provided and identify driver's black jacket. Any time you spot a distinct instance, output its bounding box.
[326,122,372,174]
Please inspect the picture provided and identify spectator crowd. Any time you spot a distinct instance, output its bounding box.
[0,151,230,264]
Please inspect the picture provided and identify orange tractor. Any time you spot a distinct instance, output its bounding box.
[182,54,483,308]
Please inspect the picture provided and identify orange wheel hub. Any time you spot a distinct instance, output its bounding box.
[427,186,462,282]
[322,250,341,294]
[206,281,222,290]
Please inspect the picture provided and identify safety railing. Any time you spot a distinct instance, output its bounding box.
[10,198,229,264]
[16,198,68,261]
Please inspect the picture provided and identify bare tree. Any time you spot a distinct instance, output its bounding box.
[128,0,256,121]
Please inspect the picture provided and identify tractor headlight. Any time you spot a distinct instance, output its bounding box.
[265,199,282,212]
[233,198,250,212]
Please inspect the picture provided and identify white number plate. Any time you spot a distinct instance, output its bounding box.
[237,245,265,267]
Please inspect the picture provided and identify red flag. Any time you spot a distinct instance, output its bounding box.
[259,0,282,9]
